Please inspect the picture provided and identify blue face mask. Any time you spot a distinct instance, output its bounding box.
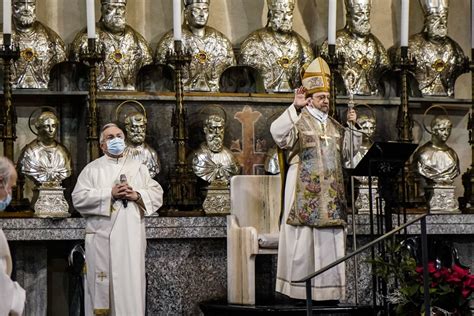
[107,138,125,156]
[0,193,12,212]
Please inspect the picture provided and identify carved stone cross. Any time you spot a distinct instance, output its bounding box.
[234,106,266,174]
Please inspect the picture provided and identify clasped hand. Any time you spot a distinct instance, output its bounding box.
[112,183,139,201]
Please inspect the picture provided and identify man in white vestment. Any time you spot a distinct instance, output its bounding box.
[0,157,26,316]
[72,123,163,316]
[271,57,358,301]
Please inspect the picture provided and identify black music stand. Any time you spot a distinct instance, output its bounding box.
[350,141,417,230]
[348,141,418,308]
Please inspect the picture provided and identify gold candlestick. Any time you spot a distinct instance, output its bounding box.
[0,34,31,214]
[322,44,344,119]
[0,34,20,161]
[80,38,105,162]
[166,40,201,212]
[396,46,415,142]
[461,50,474,212]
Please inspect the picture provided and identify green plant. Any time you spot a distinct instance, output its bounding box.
[371,241,474,315]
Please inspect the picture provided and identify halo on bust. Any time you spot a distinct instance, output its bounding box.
[354,103,376,125]
[28,106,59,136]
[114,100,147,124]
[422,104,450,135]
[197,104,227,124]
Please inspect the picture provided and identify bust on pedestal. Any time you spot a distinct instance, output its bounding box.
[190,113,240,214]
[413,115,460,213]
[349,113,383,214]
[16,111,72,217]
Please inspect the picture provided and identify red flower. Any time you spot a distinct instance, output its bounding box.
[446,274,462,284]
[452,264,470,279]
[461,288,471,299]
[463,275,474,289]
[415,262,437,274]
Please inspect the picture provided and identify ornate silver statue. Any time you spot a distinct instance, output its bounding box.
[70,0,153,90]
[389,0,467,96]
[192,113,240,184]
[238,0,314,93]
[155,0,236,92]
[413,114,460,213]
[116,101,160,178]
[191,112,240,214]
[17,110,72,217]
[351,113,382,214]
[320,0,390,96]
[0,0,67,89]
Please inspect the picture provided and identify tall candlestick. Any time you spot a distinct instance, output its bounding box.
[3,0,11,35]
[173,0,182,41]
[86,0,96,39]
[401,0,409,47]
[328,0,336,45]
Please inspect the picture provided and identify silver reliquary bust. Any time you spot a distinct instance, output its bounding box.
[70,0,153,91]
[17,110,72,217]
[155,0,236,92]
[0,0,67,89]
[238,0,314,93]
[320,0,390,96]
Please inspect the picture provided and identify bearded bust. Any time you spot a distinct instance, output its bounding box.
[238,0,314,93]
[320,0,390,96]
[191,114,240,185]
[155,0,235,92]
[123,112,160,178]
[70,0,153,90]
[389,0,467,96]
[0,0,67,89]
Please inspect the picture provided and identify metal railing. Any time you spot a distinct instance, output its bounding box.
[292,213,430,316]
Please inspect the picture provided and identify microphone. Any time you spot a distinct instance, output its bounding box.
[120,174,128,208]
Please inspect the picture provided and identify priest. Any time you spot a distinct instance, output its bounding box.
[0,157,25,316]
[270,57,359,301]
[72,123,163,316]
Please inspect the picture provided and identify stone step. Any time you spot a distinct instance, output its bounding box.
[200,301,378,316]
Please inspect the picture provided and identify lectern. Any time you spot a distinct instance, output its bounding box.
[350,141,418,231]
[349,141,418,307]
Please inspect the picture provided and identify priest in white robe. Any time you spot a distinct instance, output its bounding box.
[72,123,163,316]
[0,157,25,316]
[271,57,359,301]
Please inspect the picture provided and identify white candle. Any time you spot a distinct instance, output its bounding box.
[471,0,474,48]
[86,0,96,39]
[400,0,409,47]
[173,0,182,41]
[3,0,11,34]
[328,0,336,45]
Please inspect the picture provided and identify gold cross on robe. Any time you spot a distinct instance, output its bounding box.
[320,123,331,146]
[97,272,107,281]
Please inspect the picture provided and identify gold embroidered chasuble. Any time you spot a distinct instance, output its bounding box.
[286,109,347,228]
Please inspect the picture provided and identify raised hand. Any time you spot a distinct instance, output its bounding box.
[293,86,311,110]
[347,108,357,124]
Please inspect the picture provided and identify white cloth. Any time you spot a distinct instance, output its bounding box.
[270,104,346,300]
[72,155,163,316]
[0,229,25,316]
[306,106,328,124]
